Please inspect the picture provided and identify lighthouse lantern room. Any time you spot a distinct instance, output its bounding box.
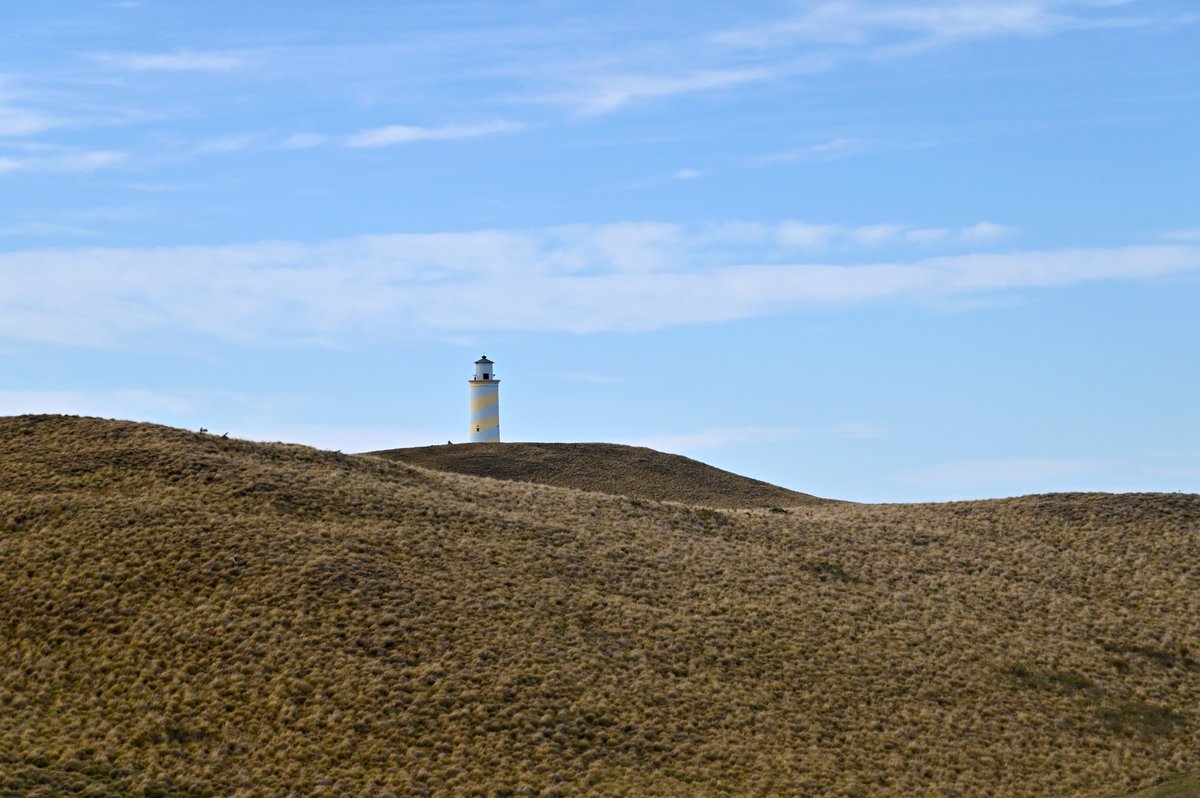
[469,355,500,442]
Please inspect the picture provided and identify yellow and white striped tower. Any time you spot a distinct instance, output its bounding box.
[468,355,500,442]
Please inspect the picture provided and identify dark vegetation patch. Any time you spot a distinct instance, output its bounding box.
[0,754,210,798]
[1100,640,1199,671]
[798,560,858,583]
[1005,662,1189,739]
[1100,701,1188,737]
[1005,663,1095,692]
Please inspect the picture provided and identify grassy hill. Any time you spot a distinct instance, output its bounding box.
[1,415,1198,797]
[369,442,822,509]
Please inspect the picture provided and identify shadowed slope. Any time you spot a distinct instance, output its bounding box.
[368,441,822,508]
[1112,772,1200,798]
[1,415,1198,797]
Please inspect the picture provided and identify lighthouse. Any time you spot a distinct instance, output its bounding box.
[468,355,500,442]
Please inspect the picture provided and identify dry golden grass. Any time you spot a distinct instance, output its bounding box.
[369,442,821,509]
[1,415,1197,797]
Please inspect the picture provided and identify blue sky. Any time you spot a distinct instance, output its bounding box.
[1,0,1197,501]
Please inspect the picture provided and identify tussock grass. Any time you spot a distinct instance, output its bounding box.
[1,415,1197,796]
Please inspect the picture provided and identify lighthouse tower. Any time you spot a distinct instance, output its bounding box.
[468,355,500,442]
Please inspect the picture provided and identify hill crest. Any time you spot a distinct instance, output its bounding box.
[368,441,822,508]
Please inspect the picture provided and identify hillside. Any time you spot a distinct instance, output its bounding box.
[1,415,1198,797]
[369,442,821,509]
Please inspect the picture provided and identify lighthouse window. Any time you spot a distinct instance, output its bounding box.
[483,373,489,379]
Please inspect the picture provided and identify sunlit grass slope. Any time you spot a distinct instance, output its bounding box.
[369,442,821,509]
[1,415,1197,797]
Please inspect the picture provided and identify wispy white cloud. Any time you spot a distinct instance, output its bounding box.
[546,2,1115,116]
[905,227,952,245]
[161,123,521,159]
[852,223,907,245]
[1137,450,1200,482]
[123,181,212,193]
[897,446,1200,495]
[759,137,873,164]
[0,224,1193,346]
[1162,227,1200,243]
[618,0,1172,120]
[345,120,522,148]
[0,390,431,450]
[2,0,1163,163]
[895,456,1116,492]
[0,205,152,239]
[0,79,64,137]
[281,133,330,150]
[0,389,200,419]
[194,135,254,154]
[713,1,1137,50]
[556,68,774,115]
[549,221,684,273]
[0,104,60,137]
[628,168,706,189]
[775,221,1016,251]
[90,50,245,71]
[960,221,1016,243]
[54,150,125,172]
[777,222,842,248]
[633,421,887,453]
[8,0,1164,159]
[0,148,125,175]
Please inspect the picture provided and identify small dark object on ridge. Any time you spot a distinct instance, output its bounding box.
[199,427,208,434]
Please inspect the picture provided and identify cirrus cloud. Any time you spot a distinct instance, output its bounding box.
[345,120,523,148]
[89,50,246,71]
